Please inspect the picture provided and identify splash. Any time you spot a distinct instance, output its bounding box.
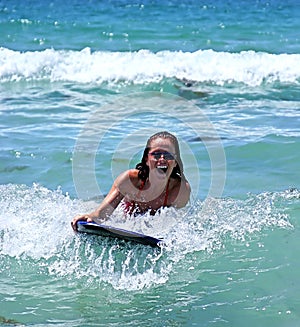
[0,184,295,291]
[1,47,300,86]
[0,183,80,259]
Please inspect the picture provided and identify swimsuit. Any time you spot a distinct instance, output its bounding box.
[123,179,170,216]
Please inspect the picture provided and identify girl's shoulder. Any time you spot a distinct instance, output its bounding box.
[169,177,191,208]
[115,169,141,189]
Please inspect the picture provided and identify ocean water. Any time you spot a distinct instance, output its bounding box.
[1,0,300,326]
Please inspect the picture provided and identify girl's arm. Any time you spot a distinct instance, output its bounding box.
[71,171,130,231]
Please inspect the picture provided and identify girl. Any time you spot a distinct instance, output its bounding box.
[71,131,190,231]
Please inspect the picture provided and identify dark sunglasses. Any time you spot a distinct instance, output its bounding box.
[149,151,176,161]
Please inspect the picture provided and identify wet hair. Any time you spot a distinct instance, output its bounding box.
[135,131,184,182]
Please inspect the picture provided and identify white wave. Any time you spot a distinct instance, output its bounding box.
[0,183,294,291]
[0,183,80,259]
[1,47,300,86]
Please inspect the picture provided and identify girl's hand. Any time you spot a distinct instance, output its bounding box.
[71,214,93,232]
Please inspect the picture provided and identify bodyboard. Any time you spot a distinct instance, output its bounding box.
[76,221,163,248]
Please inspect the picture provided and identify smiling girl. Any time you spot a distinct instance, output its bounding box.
[71,131,191,231]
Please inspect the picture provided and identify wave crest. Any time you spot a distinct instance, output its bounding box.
[1,47,300,86]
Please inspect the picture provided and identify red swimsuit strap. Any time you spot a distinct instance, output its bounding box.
[139,179,145,190]
[125,178,170,215]
[163,178,170,207]
[140,178,169,207]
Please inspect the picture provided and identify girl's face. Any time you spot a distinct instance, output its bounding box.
[146,137,177,179]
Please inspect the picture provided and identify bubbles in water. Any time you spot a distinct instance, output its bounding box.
[0,184,294,291]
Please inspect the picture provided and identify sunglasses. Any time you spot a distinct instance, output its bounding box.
[149,151,176,161]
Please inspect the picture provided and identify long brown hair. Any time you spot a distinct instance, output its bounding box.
[135,131,184,182]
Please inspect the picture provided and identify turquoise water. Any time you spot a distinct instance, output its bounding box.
[1,0,300,326]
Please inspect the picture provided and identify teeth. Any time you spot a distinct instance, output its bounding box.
[157,165,168,172]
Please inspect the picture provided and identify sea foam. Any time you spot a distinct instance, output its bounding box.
[0,183,294,290]
[1,47,300,86]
